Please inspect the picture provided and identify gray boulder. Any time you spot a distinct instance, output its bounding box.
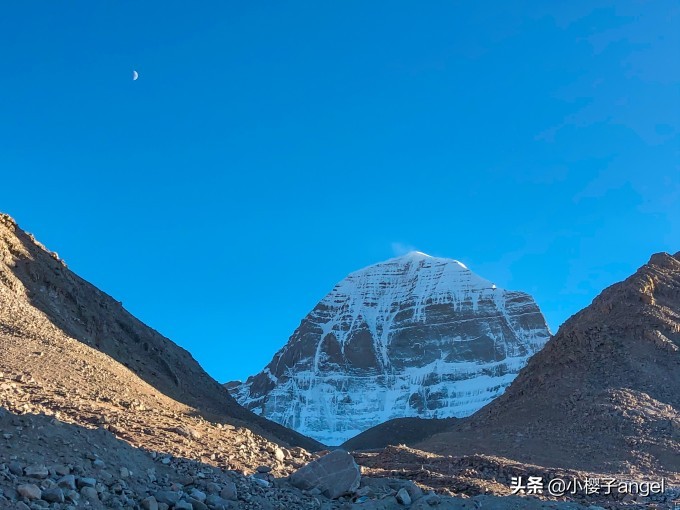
[17,484,42,500]
[154,490,181,506]
[42,488,65,503]
[290,449,361,499]
[24,465,49,479]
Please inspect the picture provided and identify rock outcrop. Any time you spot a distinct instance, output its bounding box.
[290,449,361,498]
[232,251,550,444]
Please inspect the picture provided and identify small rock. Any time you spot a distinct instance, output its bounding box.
[178,474,194,486]
[24,465,49,479]
[174,501,193,510]
[206,482,221,495]
[57,475,76,490]
[256,465,272,473]
[99,470,114,484]
[206,494,229,508]
[421,493,440,506]
[190,489,207,502]
[64,489,79,502]
[42,488,65,503]
[42,481,58,492]
[119,467,130,479]
[141,496,159,510]
[220,482,237,500]
[54,464,71,476]
[250,476,270,487]
[77,477,97,488]
[154,490,181,506]
[404,481,423,501]
[17,483,42,500]
[274,448,286,462]
[80,486,99,502]
[187,497,208,510]
[8,461,23,476]
[396,487,412,506]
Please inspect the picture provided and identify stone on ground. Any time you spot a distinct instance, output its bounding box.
[290,449,361,499]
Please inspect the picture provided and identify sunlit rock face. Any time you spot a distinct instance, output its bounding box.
[231,252,550,445]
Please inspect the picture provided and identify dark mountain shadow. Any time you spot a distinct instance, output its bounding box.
[342,417,457,451]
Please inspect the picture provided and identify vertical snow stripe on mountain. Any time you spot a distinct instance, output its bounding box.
[230,252,550,445]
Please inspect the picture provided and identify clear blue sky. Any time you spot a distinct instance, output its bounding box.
[2,2,678,383]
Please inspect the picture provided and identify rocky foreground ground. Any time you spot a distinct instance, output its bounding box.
[3,405,679,510]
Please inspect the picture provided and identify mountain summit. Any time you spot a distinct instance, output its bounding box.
[231,252,550,444]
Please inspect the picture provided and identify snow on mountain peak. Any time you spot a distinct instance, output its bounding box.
[231,253,551,445]
[389,250,469,270]
[401,250,432,258]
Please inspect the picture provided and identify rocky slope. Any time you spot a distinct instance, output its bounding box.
[0,213,320,473]
[349,251,680,478]
[0,407,622,509]
[419,250,680,476]
[232,251,550,445]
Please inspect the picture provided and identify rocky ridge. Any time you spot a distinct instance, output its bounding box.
[0,213,318,453]
[417,251,680,476]
[232,251,550,444]
[0,213,322,488]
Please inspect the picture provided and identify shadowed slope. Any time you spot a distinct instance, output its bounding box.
[0,213,322,460]
[341,417,457,451]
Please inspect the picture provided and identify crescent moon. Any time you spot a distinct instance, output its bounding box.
[132,70,139,81]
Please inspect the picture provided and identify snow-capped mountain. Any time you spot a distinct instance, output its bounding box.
[230,252,550,445]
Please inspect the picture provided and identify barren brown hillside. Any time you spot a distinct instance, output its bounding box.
[414,251,680,476]
[0,212,321,477]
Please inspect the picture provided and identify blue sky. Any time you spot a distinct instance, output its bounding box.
[2,1,678,383]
